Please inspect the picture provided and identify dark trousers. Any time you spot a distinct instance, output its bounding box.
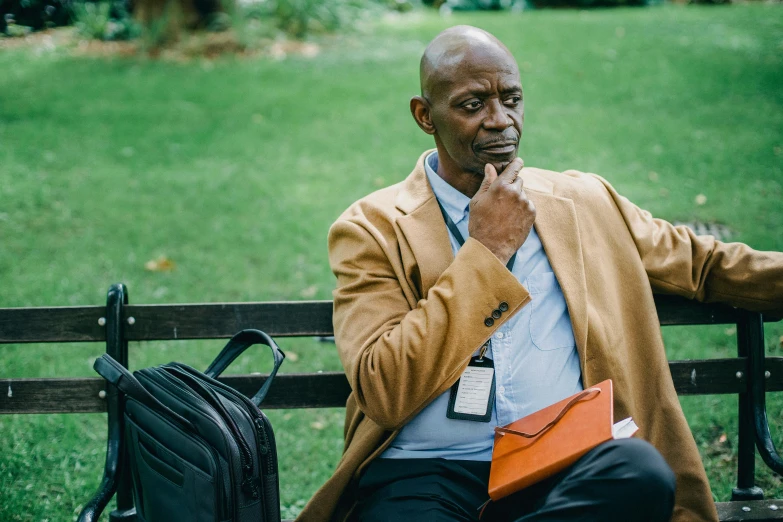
[354,438,676,522]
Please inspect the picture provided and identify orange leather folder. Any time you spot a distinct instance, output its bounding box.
[488,379,615,501]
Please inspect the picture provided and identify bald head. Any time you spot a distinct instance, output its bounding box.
[410,26,524,195]
[420,26,517,101]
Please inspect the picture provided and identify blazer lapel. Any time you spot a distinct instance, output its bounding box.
[527,190,589,363]
[395,152,455,299]
[394,153,589,363]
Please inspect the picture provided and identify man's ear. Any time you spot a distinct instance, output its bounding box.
[410,96,436,135]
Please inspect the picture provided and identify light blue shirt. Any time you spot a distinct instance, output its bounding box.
[381,152,583,461]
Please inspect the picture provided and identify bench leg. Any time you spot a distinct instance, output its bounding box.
[732,312,764,501]
[732,381,763,501]
[107,283,136,517]
[77,284,134,522]
[746,311,783,475]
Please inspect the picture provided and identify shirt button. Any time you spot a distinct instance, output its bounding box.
[498,386,506,394]
[495,332,504,339]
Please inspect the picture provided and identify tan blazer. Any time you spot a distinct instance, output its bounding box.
[298,151,783,522]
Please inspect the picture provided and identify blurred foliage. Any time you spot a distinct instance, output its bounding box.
[1,0,773,40]
[439,0,645,8]
[438,0,520,10]
[1,0,73,33]
[72,0,139,40]
[426,0,756,9]
[0,0,411,39]
[3,17,33,35]
[528,0,647,7]
[245,0,382,38]
[133,0,221,31]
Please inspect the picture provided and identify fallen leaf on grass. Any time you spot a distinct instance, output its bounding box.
[286,351,299,362]
[299,285,317,298]
[145,256,176,272]
[310,421,325,430]
[695,194,707,205]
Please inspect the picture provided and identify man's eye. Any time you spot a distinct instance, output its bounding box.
[463,100,483,111]
[505,96,522,106]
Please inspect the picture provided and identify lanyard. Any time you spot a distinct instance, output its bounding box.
[436,200,517,272]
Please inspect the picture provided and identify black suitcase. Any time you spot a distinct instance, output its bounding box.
[91,329,284,522]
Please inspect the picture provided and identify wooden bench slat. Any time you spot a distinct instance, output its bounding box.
[0,306,106,343]
[0,372,351,414]
[3,358,783,414]
[3,296,779,344]
[716,499,783,521]
[671,358,746,395]
[122,296,761,338]
[222,372,351,409]
[123,301,335,340]
[654,295,741,326]
[1,378,105,413]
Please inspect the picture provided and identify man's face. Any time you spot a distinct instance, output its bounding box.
[428,46,523,178]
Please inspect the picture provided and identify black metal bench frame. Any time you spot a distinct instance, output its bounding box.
[2,283,783,521]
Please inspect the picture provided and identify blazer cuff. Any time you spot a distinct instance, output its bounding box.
[450,237,531,330]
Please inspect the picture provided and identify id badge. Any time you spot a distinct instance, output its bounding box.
[447,342,495,423]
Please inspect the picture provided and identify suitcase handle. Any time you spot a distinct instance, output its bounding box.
[204,329,286,407]
[94,354,195,431]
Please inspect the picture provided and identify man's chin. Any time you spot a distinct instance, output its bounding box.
[474,151,518,174]
[493,160,512,173]
[486,158,516,175]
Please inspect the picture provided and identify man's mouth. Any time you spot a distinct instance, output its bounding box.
[478,142,517,155]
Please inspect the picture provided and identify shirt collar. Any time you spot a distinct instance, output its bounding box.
[424,151,471,225]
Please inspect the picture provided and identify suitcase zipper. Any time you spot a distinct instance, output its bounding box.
[163,367,260,500]
[198,386,260,500]
[254,416,276,476]
[164,363,277,518]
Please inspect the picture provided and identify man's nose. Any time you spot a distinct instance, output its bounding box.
[483,99,514,131]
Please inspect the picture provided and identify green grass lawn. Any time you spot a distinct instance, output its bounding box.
[1,3,782,520]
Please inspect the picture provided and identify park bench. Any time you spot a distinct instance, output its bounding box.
[1,283,783,521]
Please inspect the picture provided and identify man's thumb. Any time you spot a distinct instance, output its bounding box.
[479,163,497,193]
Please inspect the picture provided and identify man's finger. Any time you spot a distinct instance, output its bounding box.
[478,163,498,194]
[497,158,524,184]
[511,175,524,192]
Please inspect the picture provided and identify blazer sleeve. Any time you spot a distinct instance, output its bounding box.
[593,174,783,316]
[328,216,530,431]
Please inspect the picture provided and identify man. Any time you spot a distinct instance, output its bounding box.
[298,26,783,522]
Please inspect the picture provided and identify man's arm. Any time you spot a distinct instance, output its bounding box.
[593,174,783,315]
[329,159,536,430]
[329,218,529,430]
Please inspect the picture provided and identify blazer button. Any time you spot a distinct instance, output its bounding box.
[499,302,509,312]
[491,309,502,320]
[484,317,495,327]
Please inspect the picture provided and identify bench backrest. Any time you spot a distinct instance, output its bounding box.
[4,284,783,517]
[1,292,781,415]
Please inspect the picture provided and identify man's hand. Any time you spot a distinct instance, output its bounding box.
[468,158,536,266]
